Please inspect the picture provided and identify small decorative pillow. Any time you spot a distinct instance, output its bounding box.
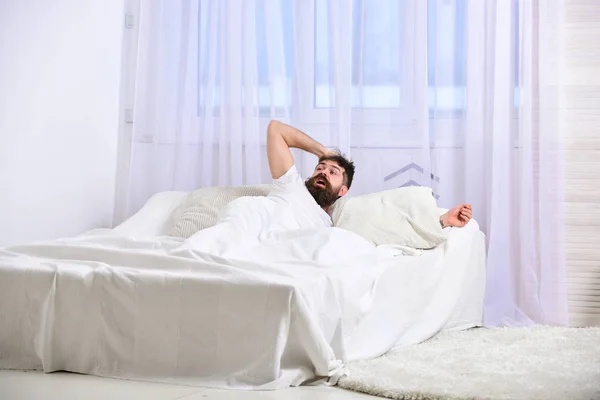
[330,186,446,249]
[167,184,273,238]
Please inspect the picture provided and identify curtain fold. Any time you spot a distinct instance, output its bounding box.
[116,0,568,327]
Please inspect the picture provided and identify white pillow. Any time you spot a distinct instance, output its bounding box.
[167,184,273,238]
[330,186,446,249]
[113,191,188,237]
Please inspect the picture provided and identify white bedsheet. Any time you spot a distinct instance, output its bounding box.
[0,212,485,390]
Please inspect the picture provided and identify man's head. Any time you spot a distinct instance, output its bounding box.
[305,153,355,209]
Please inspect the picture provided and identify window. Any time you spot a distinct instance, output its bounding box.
[427,0,520,114]
[427,0,467,113]
[296,0,420,126]
[197,0,294,116]
[314,0,405,109]
[197,0,520,121]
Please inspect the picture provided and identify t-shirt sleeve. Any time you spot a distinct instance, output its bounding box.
[272,165,303,187]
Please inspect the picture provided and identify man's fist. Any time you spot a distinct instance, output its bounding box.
[440,204,472,228]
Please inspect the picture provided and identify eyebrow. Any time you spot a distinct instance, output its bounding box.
[319,162,341,172]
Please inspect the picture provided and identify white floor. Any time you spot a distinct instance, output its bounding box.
[0,370,378,400]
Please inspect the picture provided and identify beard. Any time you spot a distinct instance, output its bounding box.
[305,174,340,208]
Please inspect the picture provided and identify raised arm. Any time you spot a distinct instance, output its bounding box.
[266,120,329,179]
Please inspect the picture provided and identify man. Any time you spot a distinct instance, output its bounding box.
[265,119,354,231]
[266,120,472,229]
[183,120,471,256]
[182,120,342,254]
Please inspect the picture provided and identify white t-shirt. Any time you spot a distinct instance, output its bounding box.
[216,165,331,235]
[186,165,332,256]
[267,165,333,230]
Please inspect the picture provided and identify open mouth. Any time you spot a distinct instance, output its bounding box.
[315,178,327,188]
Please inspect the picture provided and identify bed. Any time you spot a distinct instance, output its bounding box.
[0,190,486,390]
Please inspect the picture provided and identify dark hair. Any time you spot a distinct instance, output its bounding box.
[319,152,355,189]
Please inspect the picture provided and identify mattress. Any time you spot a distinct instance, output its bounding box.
[0,193,486,390]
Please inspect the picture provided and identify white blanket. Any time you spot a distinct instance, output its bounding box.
[0,205,484,389]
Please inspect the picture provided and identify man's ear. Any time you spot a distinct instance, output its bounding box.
[337,185,349,197]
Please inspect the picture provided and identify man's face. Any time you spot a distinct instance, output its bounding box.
[305,160,349,208]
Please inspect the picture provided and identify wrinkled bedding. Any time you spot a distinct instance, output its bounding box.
[0,201,485,389]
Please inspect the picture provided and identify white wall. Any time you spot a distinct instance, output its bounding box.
[0,0,125,246]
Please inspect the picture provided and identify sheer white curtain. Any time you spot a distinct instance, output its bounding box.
[115,0,568,327]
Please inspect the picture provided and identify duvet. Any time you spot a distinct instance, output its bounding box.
[0,205,484,389]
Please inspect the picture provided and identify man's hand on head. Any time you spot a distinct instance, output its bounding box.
[320,148,340,159]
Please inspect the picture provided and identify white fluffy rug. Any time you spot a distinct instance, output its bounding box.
[338,327,600,400]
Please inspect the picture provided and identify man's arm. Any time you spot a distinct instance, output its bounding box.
[267,120,329,179]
